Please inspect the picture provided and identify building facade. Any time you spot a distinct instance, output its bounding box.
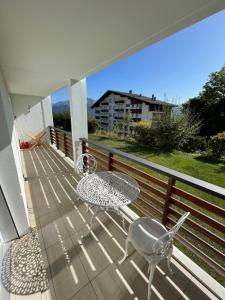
[91,90,172,133]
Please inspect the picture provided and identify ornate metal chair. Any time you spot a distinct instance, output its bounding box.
[76,153,97,177]
[119,212,190,300]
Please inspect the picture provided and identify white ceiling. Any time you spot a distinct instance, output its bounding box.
[0,0,224,96]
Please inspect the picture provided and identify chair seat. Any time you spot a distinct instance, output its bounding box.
[129,217,169,255]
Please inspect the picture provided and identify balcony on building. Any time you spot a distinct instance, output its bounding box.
[0,1,225,300]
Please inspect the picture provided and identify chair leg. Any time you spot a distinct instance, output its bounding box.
[167,246,174,274]
[118,238,130,264]
[148,263,157,300]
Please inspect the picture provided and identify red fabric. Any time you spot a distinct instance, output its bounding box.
[20,142,30,149]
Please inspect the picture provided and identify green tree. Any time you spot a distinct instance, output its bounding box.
[152,108,201,151]
[53,111,71,131]
[183,65,225,137]
[88,119,99,133]
[133,108,201,151]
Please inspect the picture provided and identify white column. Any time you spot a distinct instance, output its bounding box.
[69,78,88,167]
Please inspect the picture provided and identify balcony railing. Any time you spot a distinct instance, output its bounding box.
[49,126,73,160]
[49,126,225,292]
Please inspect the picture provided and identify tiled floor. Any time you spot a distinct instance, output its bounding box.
[13,146,217,300]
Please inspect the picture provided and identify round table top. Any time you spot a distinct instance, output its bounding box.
[77,171,140,208]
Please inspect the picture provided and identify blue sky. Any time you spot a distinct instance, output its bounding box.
[52,9,225,105]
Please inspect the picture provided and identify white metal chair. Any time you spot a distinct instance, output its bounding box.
[119,212,190,300]
[76,153,97,178]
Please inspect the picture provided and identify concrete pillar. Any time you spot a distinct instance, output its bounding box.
[69,79,88,167]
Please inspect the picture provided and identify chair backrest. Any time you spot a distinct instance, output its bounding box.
[76,153,97,177]
[152,212,190,255]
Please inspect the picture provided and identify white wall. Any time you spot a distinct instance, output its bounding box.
[0,68,29,237]
[11,94,53,142]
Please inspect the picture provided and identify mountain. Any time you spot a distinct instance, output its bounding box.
[52,98,96,113]
[52,100,70,113]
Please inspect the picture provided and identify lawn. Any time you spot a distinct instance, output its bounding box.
[89,134,225,208]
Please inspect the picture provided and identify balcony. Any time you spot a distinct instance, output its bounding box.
[1,2,225,299]
[17,142,222,300]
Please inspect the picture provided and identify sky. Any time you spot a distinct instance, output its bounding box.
[52,9,225,105]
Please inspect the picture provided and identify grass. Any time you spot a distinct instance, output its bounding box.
[89,134,225,208]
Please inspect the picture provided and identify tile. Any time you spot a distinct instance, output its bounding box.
[62,208,88,236]
[49,189,74,209]
[117,248,182,300]
[158,258,190,294]
[183,278,216,300]
[46,237,89,300]
[71,232,112,281]
[69,283,98,300]
[41,251,57,300]
[39,210,61,229]
[41,215,69,249]
[91,263,135,300]
[90,213,127,261]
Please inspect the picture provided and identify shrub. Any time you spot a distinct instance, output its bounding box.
[133,109,201,151]
[208,132,225,158]
[133,121,155,145]
[180,136,207,153]
[152,109,201,151]
[88,119,99,133]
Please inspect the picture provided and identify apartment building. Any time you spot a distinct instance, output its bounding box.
[91,90,173,132]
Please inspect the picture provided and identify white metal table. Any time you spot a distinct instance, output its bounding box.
[77,171,140,231]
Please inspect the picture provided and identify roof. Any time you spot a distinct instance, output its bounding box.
[1,1,224,96]
[91,90,174,108]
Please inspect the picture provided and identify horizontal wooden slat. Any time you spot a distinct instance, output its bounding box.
[168,207,225,248]
[168,218,225,262]
[111,165,167,200]
[65,142,73,150]
[172,187,225,218]
[88,149,108,164]
[94,155,108,166]
[137,196,162,217]
[87,146,108,160]
[65,136,73,143]
[171,197,225,233]
[140,190,164,208]
[112,158,167,189]
[131,202,154,218]
[174,233,225,277]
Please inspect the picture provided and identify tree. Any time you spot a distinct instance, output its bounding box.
[133,107,201,151]
[183,65,225,137]
[88,119,99,133]
[152,108,201,151]
[53,111,71,131]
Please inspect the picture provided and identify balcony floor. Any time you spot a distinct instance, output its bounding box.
[12,146,216,300]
